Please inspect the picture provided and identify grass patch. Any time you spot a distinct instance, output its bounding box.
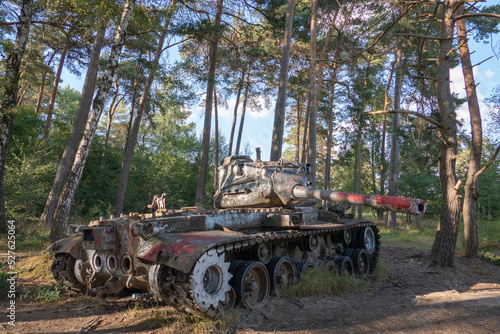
[20,284,69,302]
[281,267,366,298]
[371,258,389,282]
[17,252,54,282]
[0,220,51,253]
[480,251,500,266]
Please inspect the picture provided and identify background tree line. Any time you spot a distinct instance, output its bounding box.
[1,0,499,266]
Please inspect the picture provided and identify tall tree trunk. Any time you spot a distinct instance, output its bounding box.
[114,2,175,216]
[101,89,124,171]
[323,81,336,209]
[270,0,295,161]
[235,67,250,155]
[457,4,481,258]
[41,26,105,226]
[43,41,70,140]
[430,0,461,267]
[0,0,32,231]
[300,98,309,164]
[356,125,363,219]
[195,0,224,206]
[214,87,219,188]
[125,57,142,141]
[35,50,58,114]
[306,0,318,186]
[228,70,244,156]
[295,93,301,162]
[387,46,403,229]
[51,1,135,241]
[378,60,396,220]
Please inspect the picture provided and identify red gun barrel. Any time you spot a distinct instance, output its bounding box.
[292,186,426,216]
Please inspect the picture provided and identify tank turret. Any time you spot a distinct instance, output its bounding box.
[214,153,425,216]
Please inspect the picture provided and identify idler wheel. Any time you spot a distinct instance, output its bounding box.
[267,257,296,296]
[51,254,86,292]
[333,256,354,276]
[254,242,272,264]
[350,249,369,276]
[360,227,376,255]
[190,249,232,313]
[232,261,270,310]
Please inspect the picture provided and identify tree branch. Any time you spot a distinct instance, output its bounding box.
[396,33,442,40]
[474,144,500,181]
[455,13,500,20]
[365,109,442,128]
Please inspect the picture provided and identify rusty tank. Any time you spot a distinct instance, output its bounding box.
[48,150,425,315]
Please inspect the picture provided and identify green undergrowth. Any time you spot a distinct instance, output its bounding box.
[480,251,500,266]
[23,284,70,302]
[281,267,367,298]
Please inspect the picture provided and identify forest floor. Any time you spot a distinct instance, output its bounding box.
[1,237,500,334]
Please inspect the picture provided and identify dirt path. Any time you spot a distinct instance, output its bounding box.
[2,244,499,333]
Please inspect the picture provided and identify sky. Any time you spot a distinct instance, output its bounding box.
[61,12,500,163]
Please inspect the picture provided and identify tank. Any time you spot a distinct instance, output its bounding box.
[47,150,425,315]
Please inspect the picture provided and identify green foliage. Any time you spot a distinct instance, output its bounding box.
[282,267,367,298]
[22,284,69,303]
[480,251,500,266]
[0,269,15,299]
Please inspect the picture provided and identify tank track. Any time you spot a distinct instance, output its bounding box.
[151,221,381,315]
[51,253,86,292]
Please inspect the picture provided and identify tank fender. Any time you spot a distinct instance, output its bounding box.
[137,230,246,273]
[45,235,86,260]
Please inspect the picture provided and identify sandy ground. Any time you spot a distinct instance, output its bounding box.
[1,243,499,334]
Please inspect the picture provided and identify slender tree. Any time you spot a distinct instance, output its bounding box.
[306,0,318,186]
[387,45,403,229]
[270,0,296,161]
[0,0,33,231]
[51,0,135,241]
[195,0,224,206]
[114,1,177,215]
[41,26,106,226]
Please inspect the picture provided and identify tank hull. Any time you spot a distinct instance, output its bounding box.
[49,207,380,315]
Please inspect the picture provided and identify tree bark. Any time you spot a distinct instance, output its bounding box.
[430,0,461,267]
[295,93,301,162]
[195,0,224,206]
[356,124,363,219]
[35,50,58,115]
[235,66,250,155]
[306,0,318,186]
[270,0,295,161]
[214,87,219,188]
[228,70,244,156]
[387,46,403,229]
[0,0,32,232]
[101,88,125,171]
[323,80,336,209]
[51,1,134,241]
[43,41,70,140]
[378,60,396,220]
[41,26,105,226]
[457,4,481,258]
[114,2,175,216]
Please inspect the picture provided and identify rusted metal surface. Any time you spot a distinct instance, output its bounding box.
[292,186,426,216]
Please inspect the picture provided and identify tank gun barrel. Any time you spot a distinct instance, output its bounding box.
[292,186,426,216]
